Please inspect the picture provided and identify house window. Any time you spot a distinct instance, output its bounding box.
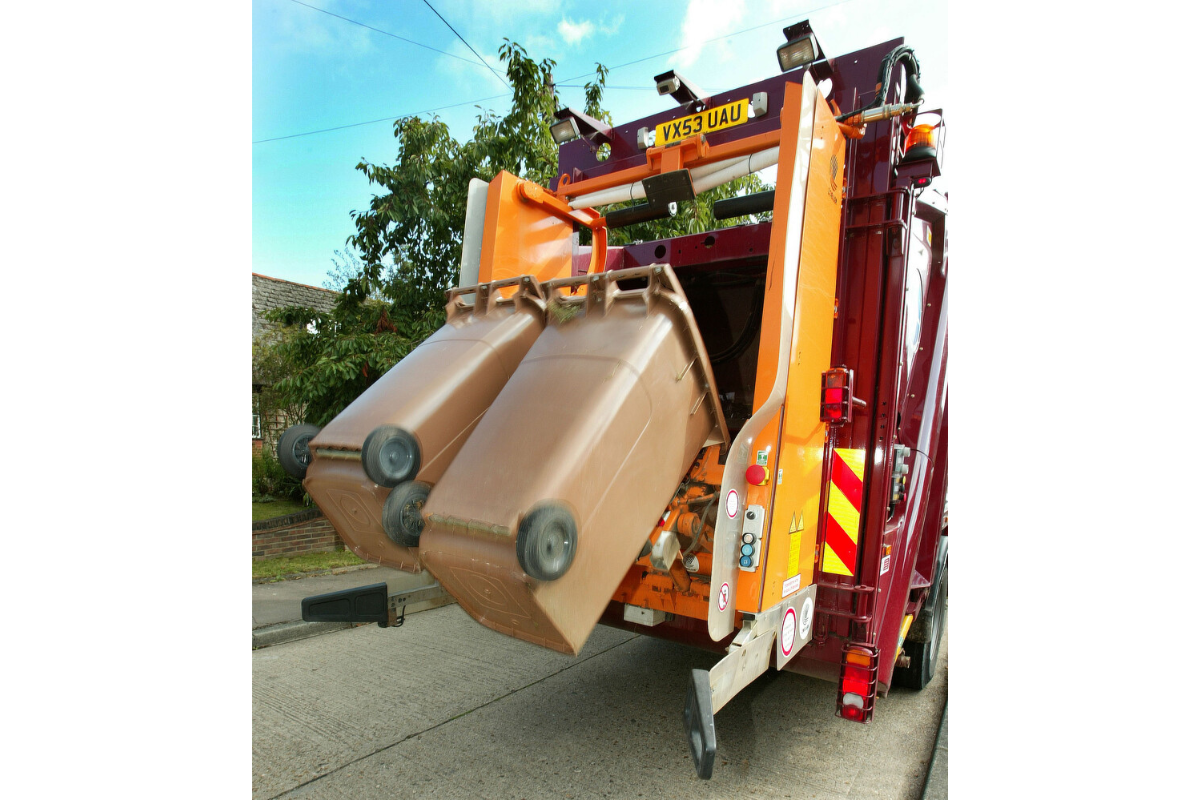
[252,413,262,439]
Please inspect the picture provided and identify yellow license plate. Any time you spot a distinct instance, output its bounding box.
[654,98,751,146]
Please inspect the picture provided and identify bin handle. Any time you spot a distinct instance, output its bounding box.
[445,274,546,318]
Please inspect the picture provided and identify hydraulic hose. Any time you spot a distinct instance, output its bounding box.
[835,45,925,122]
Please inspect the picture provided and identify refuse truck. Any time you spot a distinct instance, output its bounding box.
[278,22,948,780]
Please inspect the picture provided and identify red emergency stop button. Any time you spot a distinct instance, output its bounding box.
[745,464,769,486]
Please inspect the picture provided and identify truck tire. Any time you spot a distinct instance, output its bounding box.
[362,425,421,488]
[892,538,948,690]
[277,424,321,480]
[382,481,432,547]
[516,505,577,582]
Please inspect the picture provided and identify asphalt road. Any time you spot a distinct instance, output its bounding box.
[254,603,948,799]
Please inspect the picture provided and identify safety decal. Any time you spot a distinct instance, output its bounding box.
[717,582,730,612]
[781,512,805,597]
[780,607,797,656]
[798,596,814,640]
[725,489,739,519]
[819,448,866,577]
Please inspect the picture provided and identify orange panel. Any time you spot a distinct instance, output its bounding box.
[734,80,844,613]
[759,94,846,608]
[732,80,816,614]
[478,171,574,285]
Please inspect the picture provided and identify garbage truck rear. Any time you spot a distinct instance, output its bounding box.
[281,21,949,779]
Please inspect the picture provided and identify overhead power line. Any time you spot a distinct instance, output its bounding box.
[252,93,512,144]
[256,0,853,144]
[558,84,656,91]
[419,0,510,90]
[283,0,482,69]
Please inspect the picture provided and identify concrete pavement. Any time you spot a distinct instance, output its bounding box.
[253,601,948,799]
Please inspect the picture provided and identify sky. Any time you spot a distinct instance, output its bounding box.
[253,0,948,289]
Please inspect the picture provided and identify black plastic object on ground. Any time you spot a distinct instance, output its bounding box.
[301,582,388,624]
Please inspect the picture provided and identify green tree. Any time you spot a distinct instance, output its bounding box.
[267,41,772,427]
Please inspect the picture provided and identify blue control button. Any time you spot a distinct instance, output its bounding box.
[740,543,754,556]
[739,555,753,568]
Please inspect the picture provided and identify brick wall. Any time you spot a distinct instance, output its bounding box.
[253,508,346,559]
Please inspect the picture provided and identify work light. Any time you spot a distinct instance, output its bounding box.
[777,21,822,72]
[551,108,614,150]
[551,116,581,144]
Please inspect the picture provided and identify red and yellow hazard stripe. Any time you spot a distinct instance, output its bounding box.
[820,448,865,576]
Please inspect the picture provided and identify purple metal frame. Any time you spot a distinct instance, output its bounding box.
[561,36,950,703]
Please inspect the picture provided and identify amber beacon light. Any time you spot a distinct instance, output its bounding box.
[902,124,938,162]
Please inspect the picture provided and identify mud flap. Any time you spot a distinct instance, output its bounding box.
[684,669,717,779]
[301,582,388,625]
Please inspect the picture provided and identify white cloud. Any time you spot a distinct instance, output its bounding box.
[557,17,595,45]
[265,0,374,56]
[673,0,747,68]
[599,14,624,35]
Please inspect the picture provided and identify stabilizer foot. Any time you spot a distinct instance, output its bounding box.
[684,668,717,779]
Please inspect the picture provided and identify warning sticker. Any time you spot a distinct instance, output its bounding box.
[881,554,891,575]
[756,449,769,466]
[725,489,739,519]
[717,582,730,612]
[798,596,814,640]
[780,607,797,656]
[783,511,805,595]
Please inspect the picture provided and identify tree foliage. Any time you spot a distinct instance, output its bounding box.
[265,41,773,427]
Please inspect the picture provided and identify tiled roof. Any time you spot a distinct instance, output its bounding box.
[253,273,340,340]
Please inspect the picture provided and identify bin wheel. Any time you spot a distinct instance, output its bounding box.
[516,505,577,582]
[277,424,321,480]
[362,425,421,488]
[892,538,948,690]
[382,481,432,548]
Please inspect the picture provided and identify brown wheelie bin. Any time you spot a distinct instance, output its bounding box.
[302,276,548,572]
[418,265,729,653]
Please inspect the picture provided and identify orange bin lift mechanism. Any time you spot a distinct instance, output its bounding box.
[478,170,576,287]
[820,448,866,577]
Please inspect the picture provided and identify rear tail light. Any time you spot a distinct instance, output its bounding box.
[820,367,854,425]
[837,645,879,723]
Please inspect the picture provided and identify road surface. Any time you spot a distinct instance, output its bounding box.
[254,603,947,799]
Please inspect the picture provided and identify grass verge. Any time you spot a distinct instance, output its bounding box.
[252,497,310,522]
[253,550,367,582]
